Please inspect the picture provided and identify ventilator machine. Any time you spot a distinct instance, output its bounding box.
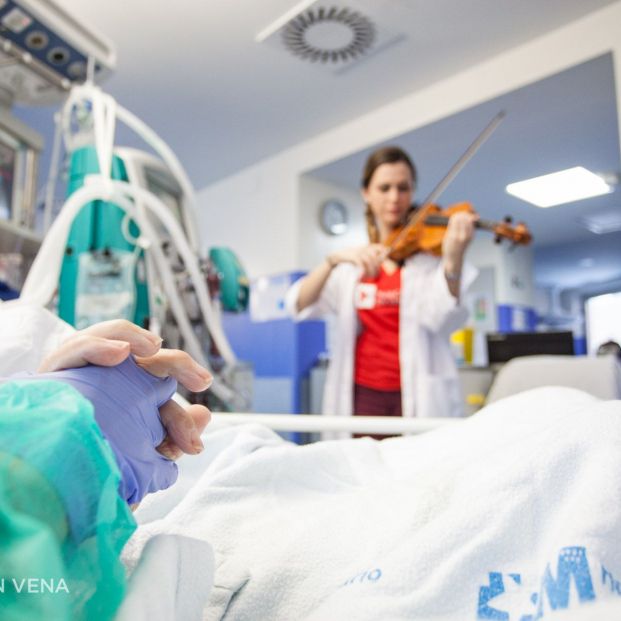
[0,0,250,410]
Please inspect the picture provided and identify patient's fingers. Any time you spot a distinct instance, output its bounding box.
[157,399,211,459]
[38,320,162,372]
[135,349,213,393]
[38,334,132,372]
[81,319,162,357]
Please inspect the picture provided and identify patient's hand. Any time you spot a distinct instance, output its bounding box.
[38,320,211,457]
[35,320,212,502]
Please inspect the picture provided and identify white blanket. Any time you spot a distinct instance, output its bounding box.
[117,534,214,621]
[128,387,621,620]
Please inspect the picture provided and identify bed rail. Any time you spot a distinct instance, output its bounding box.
[173,393,462,435]
[209,412,461,435]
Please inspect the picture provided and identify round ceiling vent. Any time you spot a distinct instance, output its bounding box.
[282,6,376,63]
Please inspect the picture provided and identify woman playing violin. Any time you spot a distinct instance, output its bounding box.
[286,146,478,427]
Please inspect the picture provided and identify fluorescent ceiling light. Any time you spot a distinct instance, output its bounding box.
[505,166,613,208]
[579,209,621,234]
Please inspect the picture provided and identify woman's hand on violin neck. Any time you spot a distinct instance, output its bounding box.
[441,211,477,271]
[329,244,388,277]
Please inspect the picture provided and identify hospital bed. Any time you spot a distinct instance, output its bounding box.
[124,358,621,621]
[2,305,620,620]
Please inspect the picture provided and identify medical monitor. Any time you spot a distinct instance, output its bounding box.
[115,147,188,237]
[143,165,185,231]
[486,331,575,364]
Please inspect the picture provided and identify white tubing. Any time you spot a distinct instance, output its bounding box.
[111,180,237,365]
[93,91,116,180]
[30,85,242,402]
[115,103,200,253]
[52,84,235,355]
[108,193,238,404]
[21,177,238,404]
[130,201,239,405]
[22,176,237,363]
[116,189,240,404]
[21,181,116,305]
[42,112,64,234]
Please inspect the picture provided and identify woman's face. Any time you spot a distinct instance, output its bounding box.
[362,161,414,230]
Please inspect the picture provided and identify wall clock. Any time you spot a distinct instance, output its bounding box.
[320,199,348,235]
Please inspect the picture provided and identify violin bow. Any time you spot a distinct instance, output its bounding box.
[387,110,506,253]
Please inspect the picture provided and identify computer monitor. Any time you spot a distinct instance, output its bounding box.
[486,331,574,364]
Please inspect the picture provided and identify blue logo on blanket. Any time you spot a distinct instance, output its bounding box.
[341,568,382,588]
[476,546,616,620]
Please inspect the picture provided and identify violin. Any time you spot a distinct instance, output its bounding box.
[384,201,532,262]
[382,111,532,263]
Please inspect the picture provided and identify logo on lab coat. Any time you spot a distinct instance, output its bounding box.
[355,283,377,309]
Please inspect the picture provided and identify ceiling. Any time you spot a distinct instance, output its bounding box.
[42,0,618,186]
[14,0,621,290]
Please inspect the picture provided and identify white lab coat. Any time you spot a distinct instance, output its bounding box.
[286,253,478,419]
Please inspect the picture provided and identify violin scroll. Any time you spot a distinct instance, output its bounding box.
[491,220,532,246]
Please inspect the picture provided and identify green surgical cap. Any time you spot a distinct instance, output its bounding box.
[0,380,136,621]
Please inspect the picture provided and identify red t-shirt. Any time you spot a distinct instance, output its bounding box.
[354,266,401,390]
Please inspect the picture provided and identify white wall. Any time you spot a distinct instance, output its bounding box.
[197,2,621,278]
[197,161,299,277]
[466,238,534,307]
[497,244,535,308]
[298,175,366,271]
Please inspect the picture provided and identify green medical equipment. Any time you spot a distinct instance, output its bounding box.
[209,246,249,312]
[58,146,150,328]
[21,83,251,411]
